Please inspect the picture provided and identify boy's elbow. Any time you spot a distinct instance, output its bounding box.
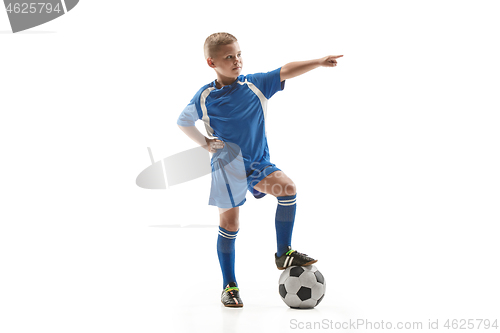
[178,123,196,132]
[280,66,292,82]
[279,67,287,82]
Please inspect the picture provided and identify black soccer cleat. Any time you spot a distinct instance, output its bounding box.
[275,246,317,270]
[221,282,243,307]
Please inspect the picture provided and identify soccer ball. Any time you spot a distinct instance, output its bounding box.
[278,265,325,308]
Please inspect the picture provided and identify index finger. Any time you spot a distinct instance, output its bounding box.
[332,55,343,58]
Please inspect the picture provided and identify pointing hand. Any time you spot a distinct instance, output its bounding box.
[321,55,343,67]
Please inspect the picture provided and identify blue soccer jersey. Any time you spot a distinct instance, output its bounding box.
[177,67,285,207]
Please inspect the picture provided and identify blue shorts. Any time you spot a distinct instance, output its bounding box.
[208,145,280,208]
[246,162,281,199]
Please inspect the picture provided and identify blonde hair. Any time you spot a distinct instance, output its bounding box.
[204,32,238,59]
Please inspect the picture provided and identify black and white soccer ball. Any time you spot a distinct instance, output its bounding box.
[278,265,325,308]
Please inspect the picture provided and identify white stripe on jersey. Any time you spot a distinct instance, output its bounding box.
[200,87,216,138]
[239,79,269,136]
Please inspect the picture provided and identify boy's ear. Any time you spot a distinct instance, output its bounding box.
[207,58,215,68]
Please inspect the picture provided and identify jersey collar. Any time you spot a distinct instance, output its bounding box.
[211,75,244,91]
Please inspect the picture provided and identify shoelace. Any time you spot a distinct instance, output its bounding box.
[225,286,239,293]
[287,249,310,258]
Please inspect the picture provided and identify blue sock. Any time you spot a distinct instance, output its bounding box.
[275,194,297,257]
[217,226,238,289]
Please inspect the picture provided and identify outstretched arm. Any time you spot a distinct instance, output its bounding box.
[280,55,343,82]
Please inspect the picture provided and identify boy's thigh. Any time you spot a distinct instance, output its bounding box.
[254,170,296,197]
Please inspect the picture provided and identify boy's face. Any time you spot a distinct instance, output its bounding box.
[208,42,243,78]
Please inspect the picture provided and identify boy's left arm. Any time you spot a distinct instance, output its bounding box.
[280,55,343,82]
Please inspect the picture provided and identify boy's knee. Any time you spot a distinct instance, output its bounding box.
[220,215,239,231]
[272,181,296,197]
[285,182,296,196]
[221,220,239,232]
[219,207,239,231]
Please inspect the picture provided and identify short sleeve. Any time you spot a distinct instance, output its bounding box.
[177,102,200,127]
[245,67,285,99]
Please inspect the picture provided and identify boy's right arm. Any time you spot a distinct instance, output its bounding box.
[178,125,224,153]
[177,101,224,153]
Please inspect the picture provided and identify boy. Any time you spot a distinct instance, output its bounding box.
[177,32,342,307]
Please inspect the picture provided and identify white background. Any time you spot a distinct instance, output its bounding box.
[1,1,499,332]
